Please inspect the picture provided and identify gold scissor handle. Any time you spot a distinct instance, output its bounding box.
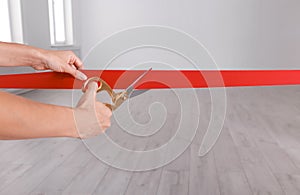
[82,77,128,111]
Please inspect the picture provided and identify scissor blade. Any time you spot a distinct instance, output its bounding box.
[126,68,152,95]
[129,89,150,98]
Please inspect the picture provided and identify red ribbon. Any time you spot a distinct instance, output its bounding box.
[0,70,300,89]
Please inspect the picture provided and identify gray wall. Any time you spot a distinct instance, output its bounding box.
[21,0,51,49]
[78,0,300,70]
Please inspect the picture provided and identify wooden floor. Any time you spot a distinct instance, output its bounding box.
[0,86,300,195]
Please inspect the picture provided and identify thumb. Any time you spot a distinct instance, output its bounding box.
[76,81,98,108]
[64,64,87,80]
[84,81,98,98]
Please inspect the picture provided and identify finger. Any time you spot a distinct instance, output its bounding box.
[84,81,98,98]
[101,120,111,130]
[96,102,112,117]
[76,81,98,107]
[72,55,84,69]
[64,64,87,80]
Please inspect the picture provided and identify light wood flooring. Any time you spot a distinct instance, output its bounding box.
[0,86,299,195]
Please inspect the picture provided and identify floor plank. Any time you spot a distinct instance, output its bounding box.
[156,147,190,195]
[30,143,93,195]
[0,163,32,191]
[213,127,252,195]
[189,144,220,195]
[62,158,109,195]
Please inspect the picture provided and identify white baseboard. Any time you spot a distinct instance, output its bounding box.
[3,89,34,95]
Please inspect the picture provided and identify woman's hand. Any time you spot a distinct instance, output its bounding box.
[0,42,87,80]
[74,81,112,138]
[0,80,111,140]
[33,50,87,80]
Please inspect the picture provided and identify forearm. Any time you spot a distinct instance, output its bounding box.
[0,42,45,68]
[0,91,79,139]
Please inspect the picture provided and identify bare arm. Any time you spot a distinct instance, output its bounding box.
[0,91,77,139]
[0,42,87,80]
[0,82,111,140]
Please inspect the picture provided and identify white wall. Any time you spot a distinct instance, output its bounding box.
[21,0,51,49]
[78,0,300,70]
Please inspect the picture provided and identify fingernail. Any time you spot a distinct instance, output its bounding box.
[78,71,87,80]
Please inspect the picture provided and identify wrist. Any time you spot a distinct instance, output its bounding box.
[30,47,48,70]
[52,106,80,138]
[65,107,80,138]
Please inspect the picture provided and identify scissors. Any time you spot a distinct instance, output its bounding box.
[81,68,152,111]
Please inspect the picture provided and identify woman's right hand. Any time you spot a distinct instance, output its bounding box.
[74,81,112,138]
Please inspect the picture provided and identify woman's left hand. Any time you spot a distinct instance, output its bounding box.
[33,50,87,81]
